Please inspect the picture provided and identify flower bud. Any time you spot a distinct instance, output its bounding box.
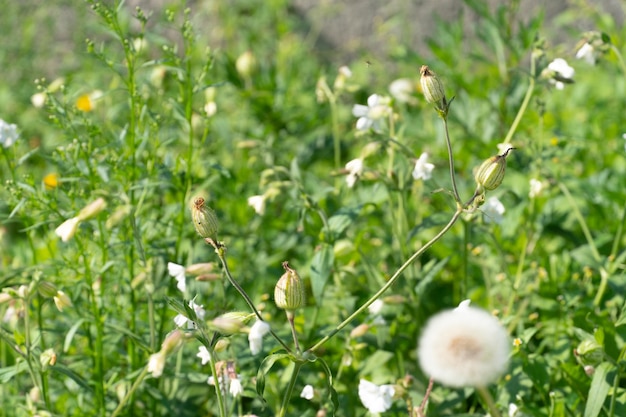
[77,197,107,221]
[40,348,57,370]
[190,196,219,241]
[575,339,604,366]
[161,329,184,354]
[211,312,249,335]
[236,50,256,78]
[419,65,446,107]
[474,147,514,192]
[53,290,72,312]
[274,262,305,311]
[38,281,58,298]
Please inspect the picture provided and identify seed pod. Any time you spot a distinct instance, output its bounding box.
[419,65,446,107]
[190,196,219,241]
[274,262,305,311]
[474,148,515,191]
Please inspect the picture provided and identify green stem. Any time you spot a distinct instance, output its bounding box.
[329,96,341,169]
[441,117,462,206]
[502,52,536,145]
[111,367,149,417]
[610,45,626,82]
[278,362,303,417]
[308,207,464,353]
[215,248,292,353]
[557,182,601,262]
[207,346,228,417]
[476,386,501,417]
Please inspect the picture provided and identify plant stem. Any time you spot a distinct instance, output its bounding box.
[476,386,501,417]
[502,52,536,145]
[307,206,464,353]
[215,246,292,353]
[111,367,149,417]
[278,362,303,417]
[441,116,462,206]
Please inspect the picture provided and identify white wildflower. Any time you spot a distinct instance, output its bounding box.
[575,42,596,65]
[0,119,19,148]
[300,384,314,400]
[389,78,415,103]
[247,195,266,215]
[483,196,505,224]
[229,377,243,397]
[54,218,81,242]
[417,306,510,387]
[529,178,545,199]
[352,94,391,132]
[345,158,364,188]
[248,319,271,355]
[412,152,435,181]
[147,351,166,378]
[368,299,384,315]
[167,262,186,293]
[358,379,395,413]
[197,346,212,365]
[546,58,575,90]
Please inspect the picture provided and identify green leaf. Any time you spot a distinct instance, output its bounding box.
[584,361,614,417]
[326,206,360,239]
[64,318,86,353]
[256,353,290,399]
[310,243,334,303]
[0,362,29,383]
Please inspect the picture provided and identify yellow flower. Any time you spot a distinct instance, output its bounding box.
[76,91,103,112]
[43,173,59,190]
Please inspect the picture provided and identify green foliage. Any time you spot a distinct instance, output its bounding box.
[1,0,626,416]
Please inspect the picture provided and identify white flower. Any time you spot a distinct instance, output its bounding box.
[389,78,415,103]
[53,291,72,312]
[300,384,314,400]
[173,300,205,328]
[54,217,81,242]
[483,196,505,224]
[197,346,212,365]
[247,195,266,215]
[417,306,510,388]
[509,403,519,417]
[0,119,19,148]
[167,262,186,293]
[529,178,545,199]
[455,299,471,310]
[412,152,435,181]
[368,299,384,315]
[575,42,596,65]
[547,58,574,90]
[147,351,166,377]
[31,92,47,108]
[248,319,271,355]
[229,377,243,397]
[497,142,515,155]
[358,379,395,413]
[352,94,391,132]
[345,158,364,188]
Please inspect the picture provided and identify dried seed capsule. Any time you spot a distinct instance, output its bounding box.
[474,148,515,191]
[190,196,219,241]
[419,65,446,107]
[274,262,305,312]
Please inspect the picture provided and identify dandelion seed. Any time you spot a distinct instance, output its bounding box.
[358,379,395,413]
[417,306,510,388]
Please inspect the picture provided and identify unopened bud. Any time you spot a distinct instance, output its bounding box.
[190,197,219,241]
[53,291,72,312]
[40,348,57,370]
[575,339,604,366]
[350,323,370,338]
[419,65,446,107]
[77,197,107,221]
[274,262,305,311]
[474,147,514,192]
[185,263,215,276]
[211,312,249,335]
[214,338,230,352]
[38,281,58,298]
[236,50,256,78]
[161,330,184,354]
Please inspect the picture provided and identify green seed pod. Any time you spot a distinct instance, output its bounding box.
[274,262,305,312]
[474,148,515,191]
[190,196,219,241]
[575,339,604,366]
[419,65,446,107]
